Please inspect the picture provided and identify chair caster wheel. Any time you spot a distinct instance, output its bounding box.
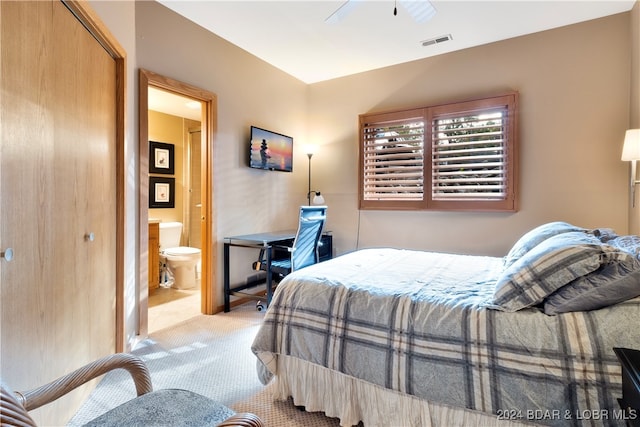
[256,301,265,311]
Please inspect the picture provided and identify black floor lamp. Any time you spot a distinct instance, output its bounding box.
[305,145,325,205]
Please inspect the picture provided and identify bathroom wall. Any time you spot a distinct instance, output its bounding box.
[148,109,201,245]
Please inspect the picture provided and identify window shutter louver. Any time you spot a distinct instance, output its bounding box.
[362,115,425,201]
[432,109,508,200]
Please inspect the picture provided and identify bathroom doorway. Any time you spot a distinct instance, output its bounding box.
[138,69,217,338]
[146,126,203,334]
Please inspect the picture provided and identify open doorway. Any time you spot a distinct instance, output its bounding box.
[138,69,217,338]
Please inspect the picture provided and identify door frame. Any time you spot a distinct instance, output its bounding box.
[63,1,127,352]
[138,69,217,337]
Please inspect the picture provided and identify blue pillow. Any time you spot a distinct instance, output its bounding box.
[503,221,586,268]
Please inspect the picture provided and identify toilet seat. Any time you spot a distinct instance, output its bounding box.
[164,246,201,256]
[163,246,201,261]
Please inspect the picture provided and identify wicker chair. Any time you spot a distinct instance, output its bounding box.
[0,353,264,427]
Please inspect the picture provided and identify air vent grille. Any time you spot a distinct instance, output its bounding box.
[421,34,453,47]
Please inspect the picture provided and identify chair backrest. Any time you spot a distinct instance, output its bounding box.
[291,206,327,271]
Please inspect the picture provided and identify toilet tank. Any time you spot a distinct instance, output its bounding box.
[159,222,182,251]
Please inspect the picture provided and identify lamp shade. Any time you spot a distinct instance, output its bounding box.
[304,144,318,156]
[312,192,325,205]
[621,129,640,161]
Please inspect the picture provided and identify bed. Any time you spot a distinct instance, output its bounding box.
[251,222,640,426]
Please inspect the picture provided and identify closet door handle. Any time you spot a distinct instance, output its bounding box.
[1,248,13,261]
[85,232,95,242]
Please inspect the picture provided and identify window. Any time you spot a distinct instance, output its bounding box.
[359,92,518,212]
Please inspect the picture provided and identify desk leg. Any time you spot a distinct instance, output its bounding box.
[223,242,230,312]
[266,246,273,307]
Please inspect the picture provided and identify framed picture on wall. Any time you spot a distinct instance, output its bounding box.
[149,140,175,174]
[149,176,175,208]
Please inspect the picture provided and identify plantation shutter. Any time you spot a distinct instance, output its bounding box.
[431,107,509,201]
[358,92,517,211]
[361,110,425,201]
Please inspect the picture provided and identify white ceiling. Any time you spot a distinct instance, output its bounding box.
[148,87,202,121]
[149,0,635,118]
[157,0,635,84]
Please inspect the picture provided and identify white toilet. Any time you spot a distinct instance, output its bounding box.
[159,222,201,290]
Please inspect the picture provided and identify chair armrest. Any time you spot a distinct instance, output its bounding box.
[1,380,37,427]
[17,353,152,411]
[270,244,293,253]
[217,412,265,427]
[254,244,293,264]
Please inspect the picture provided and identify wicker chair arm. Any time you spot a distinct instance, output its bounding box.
[1,380,37,427]
[217,412,265,427]
[17,353,152,412]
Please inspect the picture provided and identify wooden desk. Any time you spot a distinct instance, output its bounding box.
[223,230,332,312]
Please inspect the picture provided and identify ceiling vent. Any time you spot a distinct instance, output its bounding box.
[421,34,453,47]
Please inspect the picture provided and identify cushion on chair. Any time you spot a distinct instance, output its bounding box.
[83,389,235,427]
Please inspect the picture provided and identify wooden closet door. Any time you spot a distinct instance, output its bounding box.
[0,1,116,424]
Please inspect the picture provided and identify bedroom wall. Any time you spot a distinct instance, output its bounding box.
[632,1,640,130]
[629,1,640,234]
[88,0,637,348]
[88,0,309,343]
[134,0,309,228]
[88,0,139,347]
[133,2,310,297]
[308,12,633,257]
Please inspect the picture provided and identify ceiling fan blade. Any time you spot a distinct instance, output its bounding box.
[399,0,437,24]
[325,0,436,25]
[325,0,360,24]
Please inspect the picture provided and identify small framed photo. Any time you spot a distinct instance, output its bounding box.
[149,141,175,175]
[149,177,175,208]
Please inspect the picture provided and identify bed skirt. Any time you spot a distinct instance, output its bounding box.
[269,355,540,427]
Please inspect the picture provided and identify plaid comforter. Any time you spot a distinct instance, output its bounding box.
[251,248,640,426]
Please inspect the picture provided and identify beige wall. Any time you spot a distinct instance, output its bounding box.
[629,1,640,234]
[148,110,186,225]
[631,2,640,130]
[88,0,639,350]
[148,110,202,246]
[309,12,633,256]
[134,1,310,296]
[88,0,139,347]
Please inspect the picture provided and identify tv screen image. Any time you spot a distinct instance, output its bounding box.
[249,126,293,172]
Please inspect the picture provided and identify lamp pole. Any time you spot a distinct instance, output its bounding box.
[307,152,313,205]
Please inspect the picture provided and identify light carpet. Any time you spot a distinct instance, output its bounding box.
[68,303,340,426]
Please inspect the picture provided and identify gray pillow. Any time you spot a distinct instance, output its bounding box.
[492,231,606,312]
[503,221,586,268]
[590,228,618,243]
[543,252,640,315]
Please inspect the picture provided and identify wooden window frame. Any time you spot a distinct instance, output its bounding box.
[359,92,519,212]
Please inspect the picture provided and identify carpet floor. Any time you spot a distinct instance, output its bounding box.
[68,302,341,426]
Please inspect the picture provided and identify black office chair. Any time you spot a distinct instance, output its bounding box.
[254,206,327,309]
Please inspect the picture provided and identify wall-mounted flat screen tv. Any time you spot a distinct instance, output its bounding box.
[249,126,293,172]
